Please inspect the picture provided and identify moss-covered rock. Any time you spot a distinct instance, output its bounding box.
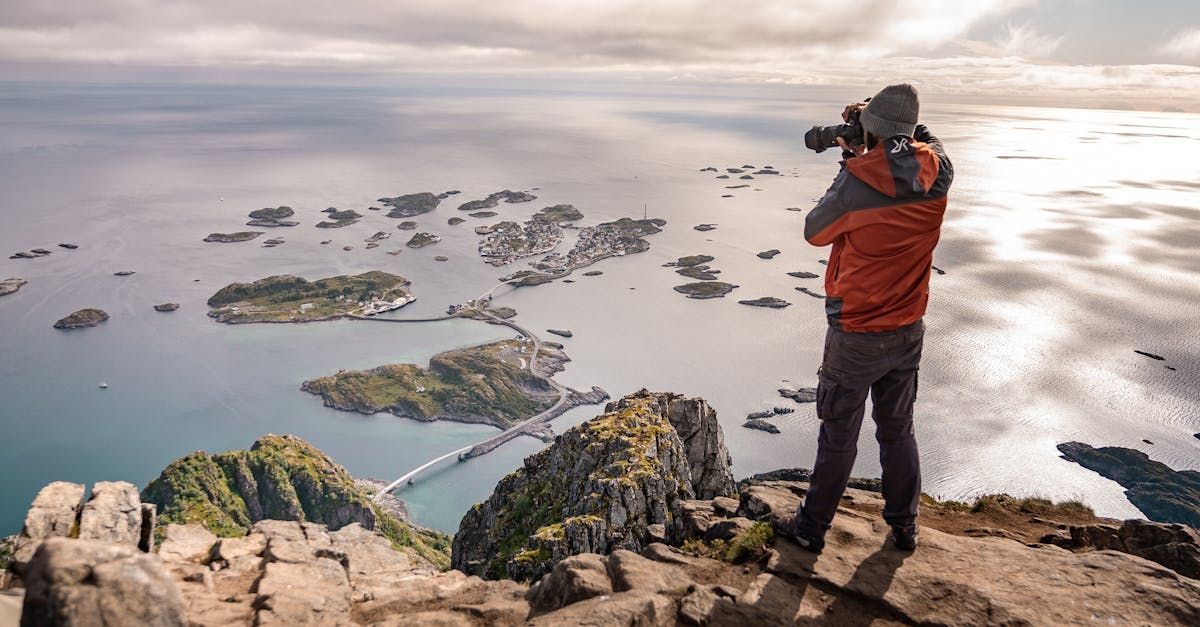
[141,434,449,568]
[452,390,734,581]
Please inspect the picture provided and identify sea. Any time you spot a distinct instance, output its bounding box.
[1,78,1198,535]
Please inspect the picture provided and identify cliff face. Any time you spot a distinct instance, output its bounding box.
[452,390,735,581]
[140,434,449,567]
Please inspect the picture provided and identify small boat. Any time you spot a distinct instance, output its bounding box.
[98,382,109,389]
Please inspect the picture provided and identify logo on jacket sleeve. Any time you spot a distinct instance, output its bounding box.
[890,138,910,154]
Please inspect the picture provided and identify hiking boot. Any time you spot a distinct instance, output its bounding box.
[891,524,918,551]
[771,514,825,554]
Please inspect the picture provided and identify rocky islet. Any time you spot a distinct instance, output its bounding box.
[52,308,109,330]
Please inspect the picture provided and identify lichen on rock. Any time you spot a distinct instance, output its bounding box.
[451,389,735,581]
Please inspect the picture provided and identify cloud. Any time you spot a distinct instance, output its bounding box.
[996,23,1063,59]
[2,0,1197,109]
[1159,28,1200,61]
[0,0,1028,69]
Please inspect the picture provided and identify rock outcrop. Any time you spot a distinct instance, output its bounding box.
[452,390,735,581]
[1043,519,1200,579]
[1058,441,1200,527]
[7,481,156,579]
[141,434,449,568]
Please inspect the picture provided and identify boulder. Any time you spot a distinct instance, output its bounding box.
[526,553,613,615]
[157,525,217,564]
[78,481,145,546]
[21,538,186,627]
[11,482,85,573]
[605,549,691,594]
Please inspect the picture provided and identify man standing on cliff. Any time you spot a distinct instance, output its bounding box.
[775,84,953,553]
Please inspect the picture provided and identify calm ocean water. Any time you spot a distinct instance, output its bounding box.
[1,80,1197,534]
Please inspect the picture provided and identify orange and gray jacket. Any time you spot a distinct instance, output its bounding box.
[804,124,952,333]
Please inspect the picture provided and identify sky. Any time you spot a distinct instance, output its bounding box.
[1,0,1199,110]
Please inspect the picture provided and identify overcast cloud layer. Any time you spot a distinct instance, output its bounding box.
[2,0,1198,109]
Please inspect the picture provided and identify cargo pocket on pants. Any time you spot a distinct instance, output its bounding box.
[815,369,840,421]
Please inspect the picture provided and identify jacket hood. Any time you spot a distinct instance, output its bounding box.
[846,137,940,199]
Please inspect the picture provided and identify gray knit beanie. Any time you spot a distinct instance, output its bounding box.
[860,84,920,139]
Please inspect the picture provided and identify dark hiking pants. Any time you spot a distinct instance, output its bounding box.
[796,319,924,537]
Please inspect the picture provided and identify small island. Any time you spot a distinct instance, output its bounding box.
[54,308,109,330]
[448,217,465,225]
[457,189,537,212]
[397,221,418,230]
[666,254,714,268]
[468,211,498,218]
[694,224,717,231]
[301,339,564,429]
[378,192,441,218]
[674,281,738,299]
[316,208,362,228]
[757,249,781,259]
[546,329,573,338]
[154,303,180,312]
[795,286,824,299]
[204,232,263,243]
[779,388,817,403]
[207,271,413,323]
[0,278,26,297]
[665,255,720,280]
[406,232,441,248]
[738,297,790,309]
[246,206,298,227]
[744,419,781,434]
[531,204,583,223]
[787,271,820,279]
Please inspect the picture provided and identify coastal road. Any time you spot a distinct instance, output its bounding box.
[369,284,572,500]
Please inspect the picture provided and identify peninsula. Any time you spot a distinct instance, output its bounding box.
[207,271,413,323]
[301,339,565,429]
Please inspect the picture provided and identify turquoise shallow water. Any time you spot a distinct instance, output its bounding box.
[2,80,1198,534]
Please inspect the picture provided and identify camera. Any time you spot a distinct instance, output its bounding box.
[804,102,867,153]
